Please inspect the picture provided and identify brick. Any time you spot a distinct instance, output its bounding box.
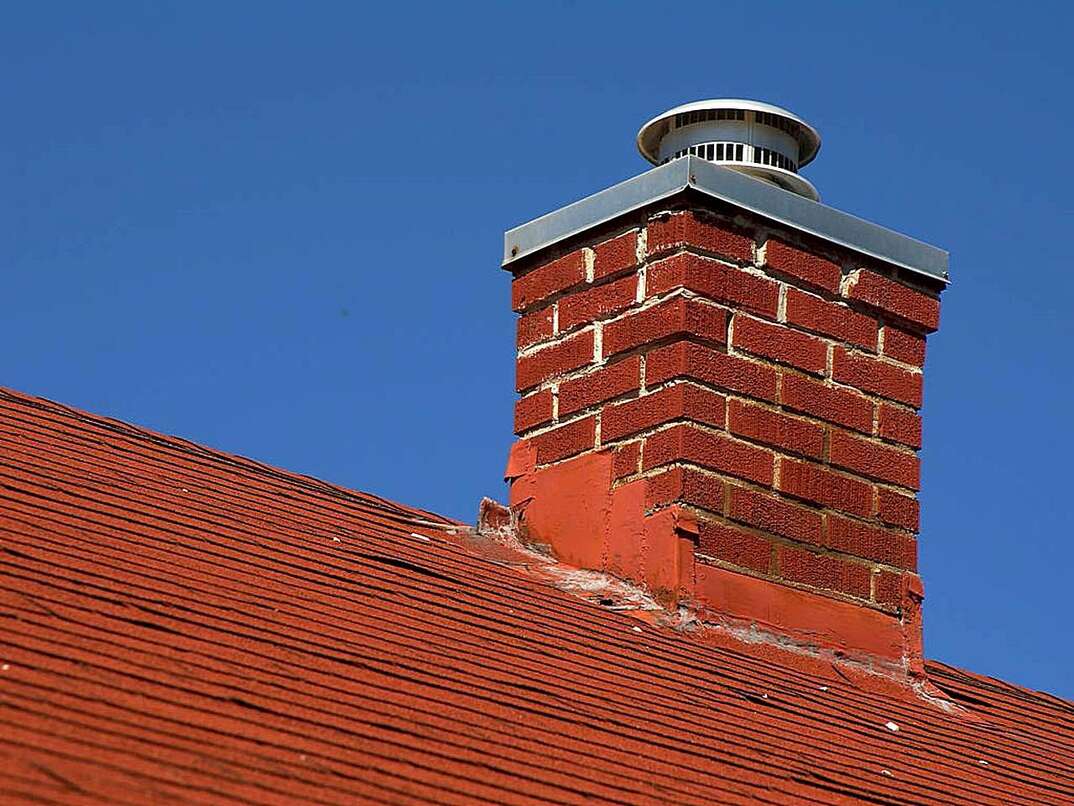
[516,330,593,391]
[825,515,917,570]
[785,288,878,351]
[602,383,725,442]
[558,274,637,332]
[511,250,587,312]
[844,269,940,332]
[645,466,724,512]
[646,211,753,264]
[728,486,822,544]
[558,356,640,415]
[697,519,773,574]
[732,315,827,375]
[612,441,641,480]
[874,570,903,607]
[778,546,871,599]
[833,347,922,408]
[526,416,596,464]
[647,252,779,319]
[877,488,919,531]
[781,373,873,434]
[646,342,778,402]
[727,398,824,459]
[763,238,842,294]
[603,296,726,358]
[593,230,639,280]
[878,403,922,449]
[517,306,555,349]
[829,430,920,490]
[643,423,774,486]
[514,389,553,434]
[882,325,926,366]
[778,459,873,518]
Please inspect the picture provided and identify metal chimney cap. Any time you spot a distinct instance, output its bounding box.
[637,99,822,200]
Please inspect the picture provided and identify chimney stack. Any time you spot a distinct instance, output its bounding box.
[502,100,947,676]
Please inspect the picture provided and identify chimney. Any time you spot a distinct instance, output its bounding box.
[502,99,947,676]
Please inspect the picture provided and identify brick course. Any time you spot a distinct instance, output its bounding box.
[512,250,586,312]
[646,211,753,264]
[603,295,727,358]
[558,357,641,416]
[763,238,842,294]
[785,288,878,351]
[558,274,637,332]
[592,230,639,280]
[516,330,594,391]
[732,315,827,375]
[647,253,779,319]
[844,269,940,332]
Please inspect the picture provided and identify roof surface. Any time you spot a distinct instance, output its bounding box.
[0,386,1071,805]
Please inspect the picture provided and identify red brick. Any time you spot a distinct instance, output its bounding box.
[763,238,842,294]
[612,441,641,480]
[882,325,926,366]
[727,398,824,460]
[511,250,586,312]
[875,570,903,607]
[558,274,637,332]
[646,342,778,402]
[778,459,873,518]
[781,373,873,434]
[602,384,726,442]
[643,423,774,486]
[647,253,779,319]
[516,330,593,391]
[732,315,827,375]
[844,269,940,332]
[697,518,773,574]
[785,288,878,351]
[829,430,919,490]
[558,356,640,416]
[516,306,554,349]
[593,230,639,280]
[825,515,917,570]
[514,389,553,434]
[877,488,919,531]
[778,546,871,599]
[833,347,922,408]
[728,486,822,544]
[645,466,725,512]
[603,296,726,358]
[526,417,596,464]
[646,211,753,264]
[878,403,922,449]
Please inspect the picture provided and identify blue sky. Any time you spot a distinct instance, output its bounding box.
[4,2,1072,698]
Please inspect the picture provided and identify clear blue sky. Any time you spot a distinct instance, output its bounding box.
[5,2,1072,698]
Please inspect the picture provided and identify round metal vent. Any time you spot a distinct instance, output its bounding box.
[637,99,821,200]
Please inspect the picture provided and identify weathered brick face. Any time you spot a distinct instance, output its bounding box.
[508,209,942,616]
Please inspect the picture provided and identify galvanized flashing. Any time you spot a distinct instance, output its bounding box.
[503,156,949,283]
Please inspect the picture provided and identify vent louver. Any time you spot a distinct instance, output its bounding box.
[637,99,821,200]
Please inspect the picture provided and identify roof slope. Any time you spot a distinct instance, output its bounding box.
[0,387,1070,805]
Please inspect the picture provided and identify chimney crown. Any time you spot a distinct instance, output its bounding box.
[637,99,821,200]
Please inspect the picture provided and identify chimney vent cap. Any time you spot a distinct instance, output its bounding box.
[637,99,822,200]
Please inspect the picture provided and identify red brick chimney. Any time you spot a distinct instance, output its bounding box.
[503,100,947,676]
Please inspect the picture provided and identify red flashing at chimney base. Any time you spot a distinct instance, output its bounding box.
[505,208,944,674]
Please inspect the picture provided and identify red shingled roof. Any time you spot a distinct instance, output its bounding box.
[0,386,1071,805]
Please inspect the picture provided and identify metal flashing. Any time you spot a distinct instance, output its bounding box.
[503,156,948,283]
